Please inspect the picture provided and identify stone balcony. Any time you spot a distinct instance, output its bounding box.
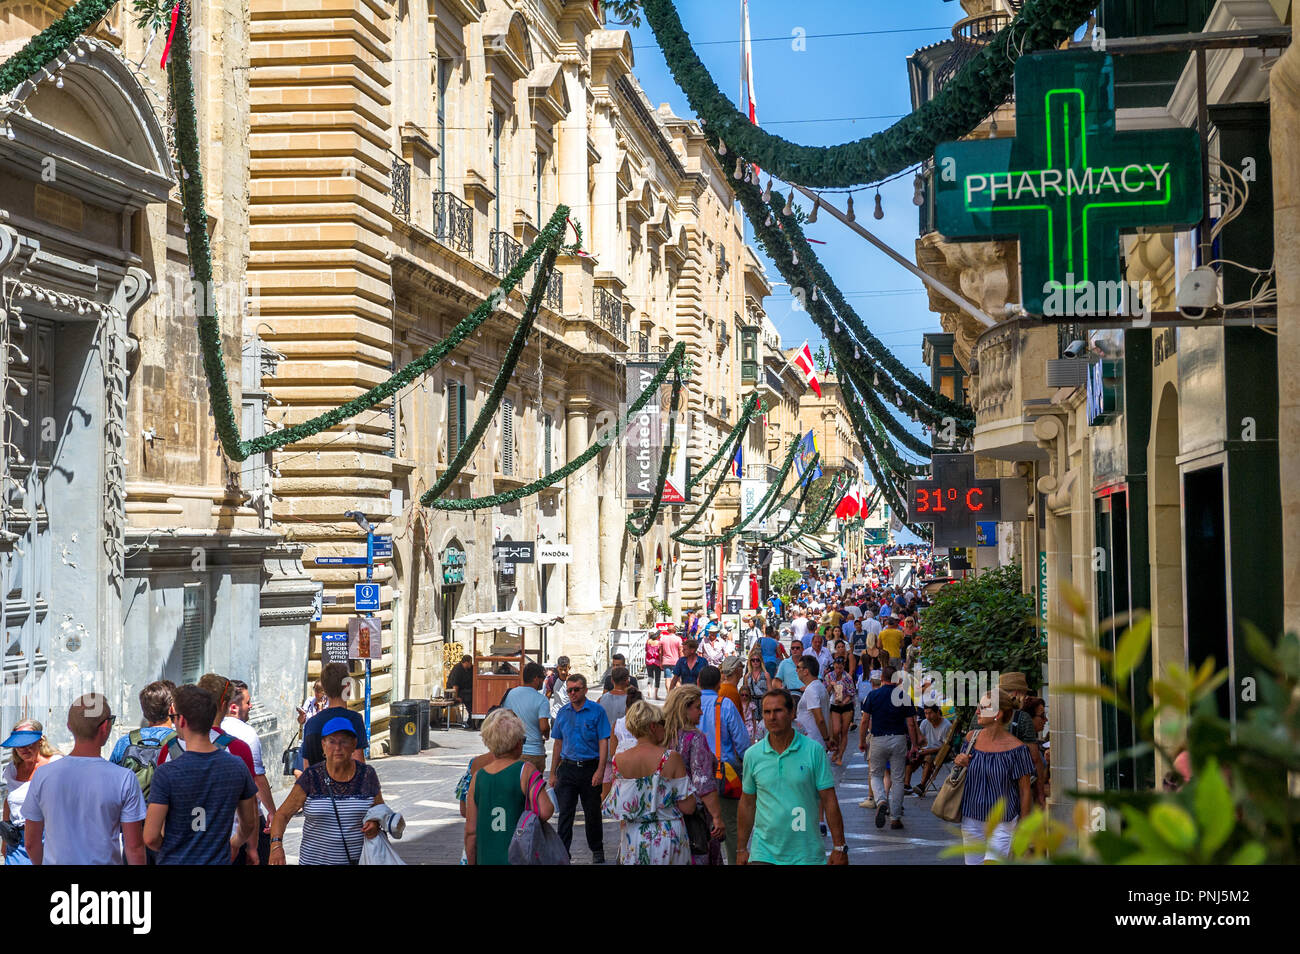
[970,317,1057,462]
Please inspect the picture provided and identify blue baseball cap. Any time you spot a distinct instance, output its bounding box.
[320,716,358,739]
[1,719,43,748]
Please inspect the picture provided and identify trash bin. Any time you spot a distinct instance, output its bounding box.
[389,700,421,756]
[416,698,431,750]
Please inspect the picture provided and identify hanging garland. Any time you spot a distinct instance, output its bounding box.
[641,0,1098,188]
[0,0,117,93]
[625,361,684,538]
[671,394,762,539]
[765,471,848,548]
[673,437,800,547]
[731,162,972,429]
[687,393,760,491]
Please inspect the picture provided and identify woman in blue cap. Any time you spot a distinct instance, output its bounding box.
[2,720,61,865]
[269,716,383,865]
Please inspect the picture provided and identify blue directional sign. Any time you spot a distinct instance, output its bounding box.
[316,556,369,566]
[372,535,393,559]
[355,582,380,612]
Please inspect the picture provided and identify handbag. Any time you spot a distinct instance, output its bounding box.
[281,726,302,778]
[508,771,569,865]
[931,729,980,823]
[324,771,359,866]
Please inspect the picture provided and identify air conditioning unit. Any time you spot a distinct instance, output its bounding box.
[1045,358,1089,389]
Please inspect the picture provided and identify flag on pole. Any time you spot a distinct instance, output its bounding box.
[742,2,760,179]
[834,481,862,520]
[731,441,743,478]
[792,341,823,398]
[794,430,823,482]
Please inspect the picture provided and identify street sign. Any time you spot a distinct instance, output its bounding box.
[492,541,534,563]
[537,543,572,564]
[935,51,1202,316]
[315,556,369,566]
[906,454,1002,547]
[372,534,393,559]
[321,632,349,665]
[354,582,380,612]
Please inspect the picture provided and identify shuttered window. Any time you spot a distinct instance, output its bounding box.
[446,381,467,459]
[501,399,515,476]
[543,413,552,476]
[180,582,207,685]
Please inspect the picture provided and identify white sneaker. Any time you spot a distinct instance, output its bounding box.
[859,797,876,809]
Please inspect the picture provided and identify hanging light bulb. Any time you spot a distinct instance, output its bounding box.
[182,167,189,180]
[718,139,727,156]
[3,124,12,140]
[990,114,999,136]
[783,190,794,216]
[873,371,880,387]
[55,75,64,88]
[762,179,772,203]
[791,248,798,265]
[834,320,840,334]
[913,174,925,207]
[807,195,820,223]
[854,346,860,360]
[733,157,743,180]
[812,287,819,302]
[764,214,772,227]
[846,194,855,222]
[873,191,884,220]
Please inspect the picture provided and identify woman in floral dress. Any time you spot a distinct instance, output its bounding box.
[823,655,857,765]
[602,701,696,865]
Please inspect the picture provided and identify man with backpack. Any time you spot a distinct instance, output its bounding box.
[111,681,178,796]
[144,684,257,865]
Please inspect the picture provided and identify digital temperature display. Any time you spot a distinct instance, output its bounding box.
[906,454,1003,547]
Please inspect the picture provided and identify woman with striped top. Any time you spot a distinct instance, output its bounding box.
[270,716,384,865]
[952,691,1034,865]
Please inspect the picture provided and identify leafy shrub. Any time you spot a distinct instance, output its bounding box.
[919,563,1043,688]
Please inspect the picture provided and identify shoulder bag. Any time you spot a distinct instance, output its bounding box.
[325,768,360,865]
[931,729,980,824]
[678,730,715,858]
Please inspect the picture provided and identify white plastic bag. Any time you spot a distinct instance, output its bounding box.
[359,804,407,865]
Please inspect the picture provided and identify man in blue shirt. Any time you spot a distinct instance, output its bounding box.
[859,666,920,831]
[504,662,551,773]
[549,673,611,863]
[772,639,805,703]
[698,666,750,864]
[144,685,257,864]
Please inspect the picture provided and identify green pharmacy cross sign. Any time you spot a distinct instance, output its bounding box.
[935,51,1202,316]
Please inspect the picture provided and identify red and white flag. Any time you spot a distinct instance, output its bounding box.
[742,1,761,179]
[792,341,822,398]
[835,481,862,520]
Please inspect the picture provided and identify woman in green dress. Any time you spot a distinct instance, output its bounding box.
[464,709,553,865]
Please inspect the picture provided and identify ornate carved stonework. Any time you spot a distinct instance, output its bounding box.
[915,233,1018,369]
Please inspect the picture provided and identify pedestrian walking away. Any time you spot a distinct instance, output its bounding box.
[464,709,553,865]
[601,700,696,865]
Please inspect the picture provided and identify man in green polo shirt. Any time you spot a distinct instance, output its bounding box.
[738,687,848,865]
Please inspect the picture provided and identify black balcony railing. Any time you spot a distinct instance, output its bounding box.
[433,190,473,255]
[719,396,729,421]
[935,13,1012,92]
[594,287,627,342]
[544,268,562,311]
[490,229,524,278]
[391,156,411,222]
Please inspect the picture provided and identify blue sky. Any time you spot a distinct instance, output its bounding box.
[623,0,961,381]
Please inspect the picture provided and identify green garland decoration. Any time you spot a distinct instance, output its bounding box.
[732,163,972,429]
[642,0,1098,188]
[426,342,685,511]
[420,244,558,506]
[687,393,760,491]
[0,0,117,93]
[763,471,846,548]
[673,437,800,547]
[671,395,761,539]
[866,407,930,478]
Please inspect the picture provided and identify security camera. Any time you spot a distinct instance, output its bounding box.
[1062,339,1086,359]
[1176,266,1218,320]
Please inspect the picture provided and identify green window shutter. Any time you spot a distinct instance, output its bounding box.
[457,383,467,451]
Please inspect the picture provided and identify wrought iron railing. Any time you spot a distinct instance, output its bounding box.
[593,287,627,342]
[635,331,649,354]
[490,229,524,278]
[433,190,473,255]
[544,268,562,311]
[718,324,730,352]
[719,396,729,421]
[935,13,1012,92]
[391,156,411,222]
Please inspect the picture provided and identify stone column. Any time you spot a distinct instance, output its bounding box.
[1272,43,1300,635]
[566,401,600,613]
[598,444,623,611]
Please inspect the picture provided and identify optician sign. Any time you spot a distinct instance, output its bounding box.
[935,51,1202,316]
